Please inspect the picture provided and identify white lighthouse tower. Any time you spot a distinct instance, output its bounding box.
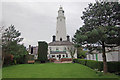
[56,6,67,41]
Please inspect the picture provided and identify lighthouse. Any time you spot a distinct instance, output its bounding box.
[56,6,67,41]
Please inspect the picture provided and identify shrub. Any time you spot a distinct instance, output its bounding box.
[77,59,87,65]
[86,60,103,71]
[73,59,78,63]
[38,41,48,63]
[73,59,120,73]
[4,54,14,66]
[25,55,34,60]
[16,55,26,64]
[107,62,120,73]
[25,55,34,63]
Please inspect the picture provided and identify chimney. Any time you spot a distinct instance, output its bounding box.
[29,45,31,53]
[53,35,56,42]
[31,47,33,54]
[67,35,70,41]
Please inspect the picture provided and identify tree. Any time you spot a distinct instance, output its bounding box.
[2,25,23,52]
[0,27,3,66]
[13,44,28,64]
[67,46,76,62]
[81,1,120,31]
[38,41,48,63]
[77,47,87,59]
[2,25,27,65]
[73,1,120,73]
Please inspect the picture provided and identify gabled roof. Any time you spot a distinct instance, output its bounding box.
[48,41,73,46]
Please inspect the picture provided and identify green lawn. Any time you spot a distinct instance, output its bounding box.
[2,63,119,78]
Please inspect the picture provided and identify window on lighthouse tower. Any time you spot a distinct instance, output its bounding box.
[60,38,62,41]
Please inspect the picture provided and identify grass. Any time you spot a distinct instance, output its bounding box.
[2,63,119,78]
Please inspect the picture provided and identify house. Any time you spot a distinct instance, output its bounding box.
[28,45,38,60]
[86,46,120,62]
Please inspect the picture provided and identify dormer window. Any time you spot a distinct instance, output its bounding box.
[64,47,66,51]
[56,48,59,51]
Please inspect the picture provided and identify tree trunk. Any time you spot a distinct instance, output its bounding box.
[102,41,108,74]
[2,56,4,66]
[2,51,5,66]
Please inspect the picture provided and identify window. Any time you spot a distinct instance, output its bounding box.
[57,55,59,57]
[92,54,94,59]
[63,55,65,57]
[60,19,62,21]
[64,47,66,51]
[60,38,62,41]
[52,55,55,57]
[59,55,61,58]
[56,48,59,51]
[31,47,33,54]
[66,54,68,57]
[49,47,51,51]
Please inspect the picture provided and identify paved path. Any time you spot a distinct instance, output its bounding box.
[54,61,72,63]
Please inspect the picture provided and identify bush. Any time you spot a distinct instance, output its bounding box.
[86,60,103,71]
[4,54,14,66]
[73,59,78,63]
[15,55,26,64]
[73,59,120,73]
[77,59,87,65]
[25,55,34,63]
[107,62,120,73]
[73,59,103,71]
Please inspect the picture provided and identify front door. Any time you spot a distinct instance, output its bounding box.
[58,54,61,60]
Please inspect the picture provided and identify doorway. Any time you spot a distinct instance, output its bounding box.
[58,54,61,60]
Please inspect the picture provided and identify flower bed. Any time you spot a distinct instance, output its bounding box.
[60,58,72,62]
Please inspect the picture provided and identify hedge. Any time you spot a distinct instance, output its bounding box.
[73,59,120,73]
[86,60,103,71]
[107,62,120,73]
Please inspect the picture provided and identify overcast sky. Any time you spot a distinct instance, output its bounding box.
[1,0,96,47]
